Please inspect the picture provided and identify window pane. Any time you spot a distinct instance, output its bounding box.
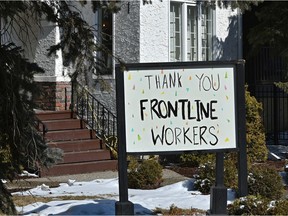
[97,10,113,75]
[103,12,113,73]
[187,6,197,61]
[170,3,182,61]
[201,6,212,61]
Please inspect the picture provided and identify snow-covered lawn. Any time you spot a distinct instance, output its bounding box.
[13,178,236,215]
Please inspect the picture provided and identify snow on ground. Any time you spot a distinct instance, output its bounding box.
[12,145,286,215]
[13,178,236,215]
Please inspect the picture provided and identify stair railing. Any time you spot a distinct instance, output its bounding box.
[34,115,48,138]
[70,80,117,152]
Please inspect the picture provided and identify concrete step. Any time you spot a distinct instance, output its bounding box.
[40,160,118,176]
[36,110,74,121]
[48,139,102,152]
[61,150,111,164]
[45,129,95,141]
[40,119,83,131]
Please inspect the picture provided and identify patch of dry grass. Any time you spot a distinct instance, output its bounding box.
[154,204,206,215]
[13,195,107,207]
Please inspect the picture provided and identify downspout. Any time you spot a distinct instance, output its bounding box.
[237,8,243,59]
[0,16,2,46]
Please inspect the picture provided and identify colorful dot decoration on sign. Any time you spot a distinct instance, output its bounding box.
[138,134,141,141]
[128,73,132,80]
[225,138,229,142]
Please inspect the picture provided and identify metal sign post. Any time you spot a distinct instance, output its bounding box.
[115,67,134,215]
[236,62,248,197]
[210,152,227,215]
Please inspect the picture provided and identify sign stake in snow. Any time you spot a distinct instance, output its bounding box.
[115,61,247,215]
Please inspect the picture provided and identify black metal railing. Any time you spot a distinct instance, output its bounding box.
[70,80,117,145]
[34,115,48,138]
[249,83,288,145]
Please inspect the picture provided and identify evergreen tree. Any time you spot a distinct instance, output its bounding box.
[0,43,64,214]
[202,0,262,11]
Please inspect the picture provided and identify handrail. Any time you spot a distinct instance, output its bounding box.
[34,115,48,138]
[70,80,117,150]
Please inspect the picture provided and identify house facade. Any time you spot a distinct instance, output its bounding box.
[21,0,242,112]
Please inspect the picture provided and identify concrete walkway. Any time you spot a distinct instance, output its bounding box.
[7,169,189,192]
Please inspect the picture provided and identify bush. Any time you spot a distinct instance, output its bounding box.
[193,160,215,194]
[267,200,288,215]
[245,88,268,162]
[179,153,214,168]
[228,195,270,215]
[128,157,163,189]
[193,153,239,193]
[223,153,238,189]
[194,177,213,195]
[248,164,284,199]
[159,154,181,166]
[228,196,288,215]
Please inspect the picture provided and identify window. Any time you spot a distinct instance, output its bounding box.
[170,1,213,62]
[96,9,114,76]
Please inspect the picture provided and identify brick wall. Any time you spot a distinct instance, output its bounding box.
[34,82,71,111]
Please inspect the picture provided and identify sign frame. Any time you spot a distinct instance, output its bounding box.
[115,60,247,215]
[116,61,244,155]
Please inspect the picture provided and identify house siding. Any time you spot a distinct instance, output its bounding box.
[115,1,140,63]
[139,1,170,62]
[214,8,241,60]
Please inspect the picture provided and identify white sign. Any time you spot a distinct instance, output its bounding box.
[123,67,237,153]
